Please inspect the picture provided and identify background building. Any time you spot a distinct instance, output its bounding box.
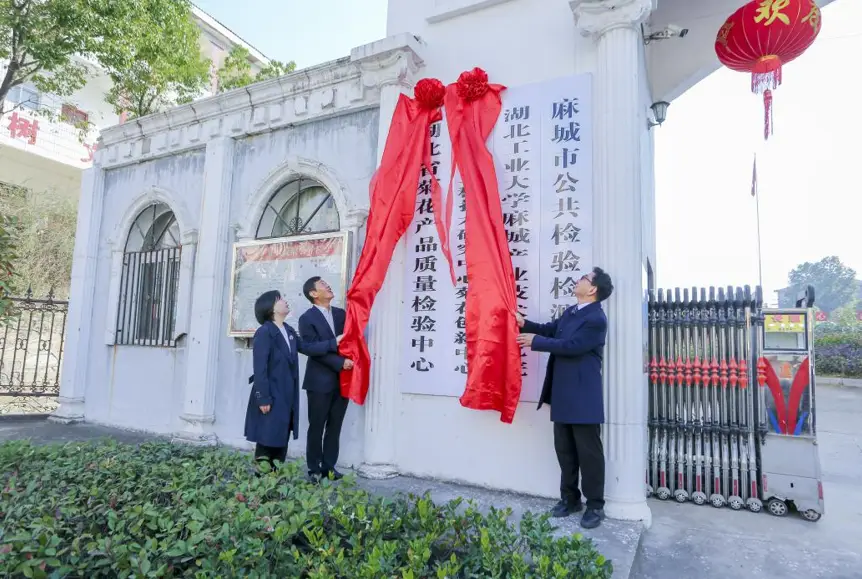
[0,4,268,200]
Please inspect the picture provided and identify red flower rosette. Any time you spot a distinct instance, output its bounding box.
[455,68,490,102]
[414,78,445,110]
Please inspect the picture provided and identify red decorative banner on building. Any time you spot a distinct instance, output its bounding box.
[444,68,522,424]
[7,112,38,145]
[338,79,446,405]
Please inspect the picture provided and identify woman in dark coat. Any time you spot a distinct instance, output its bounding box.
[245,290,341,470]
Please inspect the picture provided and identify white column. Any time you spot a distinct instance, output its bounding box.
[50,166,106,423]
[572,0,653,525]
[350,35,424,478]
[175,137,235,444]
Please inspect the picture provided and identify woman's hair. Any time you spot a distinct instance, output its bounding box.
[254,290,281,325]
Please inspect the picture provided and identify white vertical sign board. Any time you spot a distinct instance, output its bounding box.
[401,75,593,403]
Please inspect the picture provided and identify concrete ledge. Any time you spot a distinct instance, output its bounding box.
[0,413,50,423]
[818,376,862,388]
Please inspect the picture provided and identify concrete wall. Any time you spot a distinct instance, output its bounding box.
[378,0,655,499]
[75,1,662,501]
[387,0,591,89]
[83,109,379,465]
[84,151,205,432]
[215,109,379,460]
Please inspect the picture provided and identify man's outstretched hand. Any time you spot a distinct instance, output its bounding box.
[515,312,525,328]
[516,333,535,349]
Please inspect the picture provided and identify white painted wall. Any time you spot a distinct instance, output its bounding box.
[84,151,206,431]
[65,0,713,503]
[376,0,657,498]
[387,0,590,89]
[82,110,379,468]
[214,110,380,463]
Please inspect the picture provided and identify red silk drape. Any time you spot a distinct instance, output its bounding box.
[338,80,445,405]
[445,68,522,424]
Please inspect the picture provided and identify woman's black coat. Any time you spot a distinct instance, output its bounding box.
[244,321,337,448]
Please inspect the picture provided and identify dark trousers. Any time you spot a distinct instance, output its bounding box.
[554,422,605,510]
[254,443,288,472]
[306,390,349,474]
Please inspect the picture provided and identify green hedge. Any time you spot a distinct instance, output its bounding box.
[814,334,862,378]
[0,440,612,578]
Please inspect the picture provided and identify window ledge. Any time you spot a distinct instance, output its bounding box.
[426,0,517,23]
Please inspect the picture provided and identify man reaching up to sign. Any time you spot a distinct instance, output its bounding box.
[516,267,613,529]
[299,277,353,482]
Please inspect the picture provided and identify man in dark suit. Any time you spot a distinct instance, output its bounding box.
[298,276,352,481]
[516,267,614,529]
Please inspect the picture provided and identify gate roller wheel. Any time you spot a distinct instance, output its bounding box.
[746,498,763,513]
[767,498,788,517]
[801,509,822,522]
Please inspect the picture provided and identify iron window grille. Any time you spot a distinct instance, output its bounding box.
[255,177,340,240]
[115,203,182,347]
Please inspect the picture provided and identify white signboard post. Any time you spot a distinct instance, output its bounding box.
[401,75,593,402]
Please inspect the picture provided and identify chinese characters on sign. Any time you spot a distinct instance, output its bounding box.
[406,120,449,376]
[7,112,39,145]
[401,75,593,402]
[229,233,349,336]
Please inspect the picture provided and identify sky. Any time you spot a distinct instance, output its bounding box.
[193,0,860,305]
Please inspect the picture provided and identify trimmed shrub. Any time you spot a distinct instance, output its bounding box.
[0,440,613,578]
[815,333,862,378]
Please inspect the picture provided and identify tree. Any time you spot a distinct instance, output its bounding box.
[0,211,18,322]
[783,256,857,314]
[0,0,208,120]
[0,182,75,298]
[100,0,210,119]
[217,45,295,93]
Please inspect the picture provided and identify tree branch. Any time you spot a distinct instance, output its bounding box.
[0,64,20,106]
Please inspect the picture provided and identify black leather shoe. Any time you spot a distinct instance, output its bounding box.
[307,471,322,483]
[580,508,606,529]
[551,500,584,518]
[324,469,344,481]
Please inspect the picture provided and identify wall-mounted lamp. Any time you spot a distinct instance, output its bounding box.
[648,101,669,129]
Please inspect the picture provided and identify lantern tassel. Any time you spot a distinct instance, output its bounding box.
[764,89,773,141]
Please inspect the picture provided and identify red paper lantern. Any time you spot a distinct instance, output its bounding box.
[715,0,822,140]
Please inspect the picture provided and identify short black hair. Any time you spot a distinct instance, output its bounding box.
[592,267,613,302]
[303,276,321,303]
[254,290,281,325]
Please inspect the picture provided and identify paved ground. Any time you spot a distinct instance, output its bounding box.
[631,384,862,579]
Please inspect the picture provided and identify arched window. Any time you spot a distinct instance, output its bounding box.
[116,203,182,346]
[255,177,340,239]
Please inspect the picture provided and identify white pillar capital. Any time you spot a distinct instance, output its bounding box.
[351,33,426,92]
[570,0,653,37]
[341,207,369,230]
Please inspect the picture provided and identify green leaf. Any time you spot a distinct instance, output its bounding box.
[0,0,213,120]
[0,440,612,578]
